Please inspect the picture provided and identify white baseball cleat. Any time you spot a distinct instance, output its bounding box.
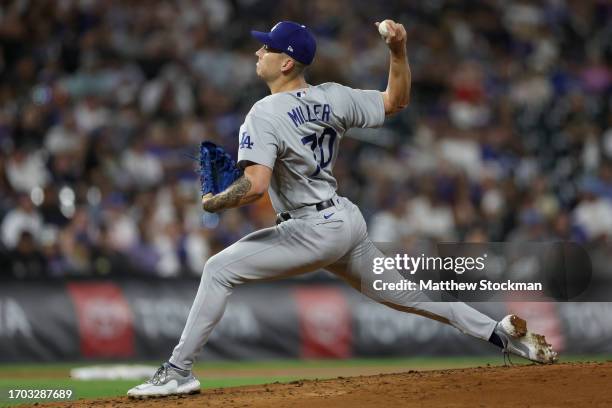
[494,314,558,364]
[127,363,201,398]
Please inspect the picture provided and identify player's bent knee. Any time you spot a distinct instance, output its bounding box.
[200,252,234,288]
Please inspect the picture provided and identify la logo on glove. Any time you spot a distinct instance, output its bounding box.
[240,132,254,149]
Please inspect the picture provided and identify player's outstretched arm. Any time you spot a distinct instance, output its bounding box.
[378,20,411,116]
[202,164,271,213]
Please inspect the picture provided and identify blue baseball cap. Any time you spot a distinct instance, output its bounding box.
[251,21,316,65]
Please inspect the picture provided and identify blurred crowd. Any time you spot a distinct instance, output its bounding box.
[0,0,611,279]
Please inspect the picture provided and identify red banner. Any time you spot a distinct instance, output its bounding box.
[293,286,352,358]
[67,282,135,358]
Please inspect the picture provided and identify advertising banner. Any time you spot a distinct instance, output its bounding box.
[0,278,610,361]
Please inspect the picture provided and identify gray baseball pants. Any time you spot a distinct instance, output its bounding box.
[170,196,497,369]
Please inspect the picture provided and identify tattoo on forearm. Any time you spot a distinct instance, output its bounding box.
[203,176,252,212]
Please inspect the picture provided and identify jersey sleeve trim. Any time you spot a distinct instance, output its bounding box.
[372,91,386,128]
[237,159,275,171]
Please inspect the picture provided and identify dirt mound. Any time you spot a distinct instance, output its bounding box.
[41,362,612,408]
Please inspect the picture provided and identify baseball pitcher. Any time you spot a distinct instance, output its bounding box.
[128,20,557,398]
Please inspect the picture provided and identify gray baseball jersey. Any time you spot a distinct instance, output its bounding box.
[169,82,498,371]
[237,82,385,212]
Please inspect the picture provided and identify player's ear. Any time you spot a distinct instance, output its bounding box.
[280,57,296,75]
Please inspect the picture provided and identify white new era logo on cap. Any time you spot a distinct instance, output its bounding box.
[287,46,293,52]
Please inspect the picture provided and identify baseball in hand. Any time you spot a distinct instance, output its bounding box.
[378,21,390,38]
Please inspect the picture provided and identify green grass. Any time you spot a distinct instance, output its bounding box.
[1,354,610,374]
[0,377,304,407]
[0,355,610,407]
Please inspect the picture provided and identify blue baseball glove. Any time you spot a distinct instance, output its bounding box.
[198,141,243,195]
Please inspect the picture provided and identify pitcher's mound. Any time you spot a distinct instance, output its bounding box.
[51,361,612,408]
